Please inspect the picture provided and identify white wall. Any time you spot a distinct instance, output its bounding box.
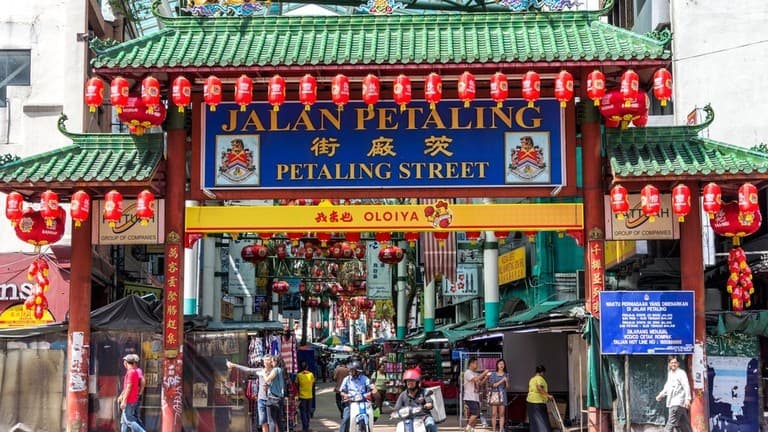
[671,0,768,147]
[0,0,88,157]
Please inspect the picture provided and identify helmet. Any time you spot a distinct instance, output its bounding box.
[403,369,421,382]
[349,361,362,371]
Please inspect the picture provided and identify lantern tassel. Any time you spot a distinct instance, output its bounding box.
[240,105,246,112]
[368,104,373,112]
[89,106,96,113]
[116,107,123,114]
[593,99,600,106]
[337,105,344,112]
[140,219,149,226]
[430,102,436,110]
[464,100,470,108]
[209,105,217,112]
[304,105,311,111]
[273,105,280,112]
[147,106,154,114]
[74,220,82,227]
[177,106,185,113]
[678,216,685,222]
[661,99,668,107]
[560,101,566,108]
[400,104,406,112]
[617,213,625,220]
[496,102,503,109]
[527,101,534,108]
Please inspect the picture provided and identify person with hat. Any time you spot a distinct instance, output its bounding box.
[393,368,438,432]
[339,360,377,432]
[118,354,147,432]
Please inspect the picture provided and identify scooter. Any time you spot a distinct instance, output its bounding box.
[391,406,429,432]
[347,391,374,432]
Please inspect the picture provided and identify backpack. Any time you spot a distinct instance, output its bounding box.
[245,378,259,400]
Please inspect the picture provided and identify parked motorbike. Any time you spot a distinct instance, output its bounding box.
[346,391,374,432]
[391,405,430,432]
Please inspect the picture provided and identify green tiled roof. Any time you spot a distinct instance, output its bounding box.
[606,106,768,181]
[91,5,669,71]
[0,115,163,192]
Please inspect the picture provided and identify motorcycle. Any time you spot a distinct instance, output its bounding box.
[346,391,374,432]
[391,405,429,432]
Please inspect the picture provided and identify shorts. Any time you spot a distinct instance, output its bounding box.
[257,399,268,425]
[466,400,481,416]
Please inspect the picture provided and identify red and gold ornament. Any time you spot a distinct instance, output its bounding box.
[141,76,161,114]
[70,190,91,228]
[171,76,192,112]
[234,75,253,112]
[103,190,123,227]
[610,184,629,219]
[489,72,508,108]
[110,76,130,114]
[587,70,606,106]
[521,71,541,108]
[620,69,639,107]
[671,184,691,222]
[299,74,317,111]
[136,189,155,226]
[640,184,661,222]
[362,74,380,111]
[40,190,59,227]
[554,70,574,108]
[84,77,104,113]
[457,71,476,108]
[331,74,350,111]
[204,75,223,111]
[268,75,286,112]
[702,182,722,219]
[653,68,672,107]
[424,72,442,110]
[393,74,412,112]
[5,191,24,226]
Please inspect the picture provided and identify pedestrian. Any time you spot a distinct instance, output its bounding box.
[228,354,283,432]
[117,354,147,432]
[655,356,693,432]
[527,365,553,432]
[463,358,490,432]
[371,362,388,419]
[339,360,377,432]
[296,361,316,432]
[394,368,437,432]
[489,359,510,432]
[333,358,350,418]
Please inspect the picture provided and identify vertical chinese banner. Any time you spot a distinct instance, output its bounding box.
[164,244,181,351]
[162,242,184,429]
[587,240,605,318]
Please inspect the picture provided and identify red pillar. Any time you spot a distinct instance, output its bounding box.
[680,181,709,432]
[161,107,187,432]
[580,74,611,432]
[66,208,92,431]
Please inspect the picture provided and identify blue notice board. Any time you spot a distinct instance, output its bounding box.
[599,291,694,355]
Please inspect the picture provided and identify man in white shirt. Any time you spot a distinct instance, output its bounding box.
[463,358,490,432]
[656,356,693,432]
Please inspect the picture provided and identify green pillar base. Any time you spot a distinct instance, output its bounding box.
[424,318,435,332]
[485,301,500,329]
[184,298,197,315]
[397,326,407,339]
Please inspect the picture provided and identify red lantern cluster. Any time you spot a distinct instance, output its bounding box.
[14,208,66,246]
[610,184,629,219]
[726,247,754,311]
[117,97,167,135]
[25,257,51,320]
[711,201,762,239]
[599,90,649,129]
[378,245,404,264]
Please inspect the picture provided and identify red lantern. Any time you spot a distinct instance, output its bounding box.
[702,182,722,219]
[375,232,391,245]
[633,113,649,128]
[287,232,303,246]
[299,74,317,111]
[457,71,477,108]
[317,232,332,248]
[671,184,691,222]
[171,76,192,112]
[620,69,639,107]
[242,244,269,264]
[40,190,59,227]
[5,191,24,226]
[640,184,661,222]
[587,70,606,106]
[272,280,290,295]
[424,73,442,110]
[404,232,420,247]
[393,74,412,112]
[521,71,541,108]
[599,90,649,129]
[465,231,481,245]
[204,75,223,111]
[653,68,673,107]
[739,182,759,223]
[258,232,274,243]
[525,231,537,242]
[331,74,350,111]
[433,231,449,247]
[711,201,762,239]
[103,190,123,227]
[117,97,167,136]
[14,208,66,246]
[110,76,130,114]
[345,232,361,246]
[234,75,253,112]
[554,70,574,108]
[489,72,508,108]
[70,190,91,227]
[362,74,380,111]
[610,184,630,219]
[84,77,104,113]
[141,76,161,114]
[136,189,156,226]
[268,75,286,111]
[353,243,366,260]
[378,245,404,264]
[494,231,509,244]
[304,244,318,260]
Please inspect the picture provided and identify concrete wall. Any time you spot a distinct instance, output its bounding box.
[671,0,768,147]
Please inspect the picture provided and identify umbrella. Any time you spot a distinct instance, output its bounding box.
[322,335,348,346]
[327,344,354,352]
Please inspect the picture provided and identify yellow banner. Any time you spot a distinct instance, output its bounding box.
[498,247,526,285]
[185,202,583,233]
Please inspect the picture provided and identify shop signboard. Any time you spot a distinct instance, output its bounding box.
[281,277,302,319]
[366,241,392,299]
[498,246,526,285]
[201,99,566,193]
[442,264,479,296]
[226,240,256,297]
[600,290,694,355]
[0,253,68,327]
[93,199,165,245]
[604,194,680,240]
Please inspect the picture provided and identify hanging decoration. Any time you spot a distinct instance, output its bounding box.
[204,75,223,111]
[433,231,449,247]
[640,184,661,222]
[457,71,477,108]
[554,70,574,108]
[70,190,90,228]
[404,232,420,247]
[241,244,269,264]
[136,189,156,226]
[141,76,161,114]
[620,69,639,107]
[14,208,66,246]
[299,74,318,111]
[258,232,274,243]
[378,245,404,264]
[268,75,286,112]
[711,201,762,239]
[671,184,691,222]
[317,232,332,248]
[171,76,192,112]
[362,74,381,111]
[610,184,630,219]
[287,232,303,246]
[393,74,412,112]
[524,231,537,242]
[345,231,361,247]
[110,76,130,114]
[738,182,759,224]
[5,191,24,226]
[24,257,51,320]
[103,190,123,227]
[424,72,442,110]
[598,91,649,129]
[587,70,606,106]
[465,231,481,245]
[494,231,509,244]
[331,74,351,111]
[489,72,508,108]
[702,182,722,219]
[653,68,673,107]
[234,75,253,112]
[40,190,60,227]
[726,246,753,311]
[521,71,541,108]
[117,97,167,135]
[84,77,104,113]
[272,280,290,295]
[374,232,391,245]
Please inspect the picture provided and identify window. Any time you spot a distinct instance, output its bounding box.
[0,50,31,107]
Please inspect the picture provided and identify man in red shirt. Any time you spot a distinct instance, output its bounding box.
[117,354,146,432]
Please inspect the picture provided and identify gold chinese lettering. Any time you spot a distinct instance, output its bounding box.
[423,135,454,157]
[366,137,396,157]
[310,137,341,157]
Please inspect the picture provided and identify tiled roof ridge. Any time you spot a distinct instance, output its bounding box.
[56,114,163,149]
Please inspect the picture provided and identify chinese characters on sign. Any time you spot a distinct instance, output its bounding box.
[164,244,181,349]
[587,240,604,318]
[498,247,526,285]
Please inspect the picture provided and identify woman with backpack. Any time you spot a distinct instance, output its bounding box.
[228,354,285,432]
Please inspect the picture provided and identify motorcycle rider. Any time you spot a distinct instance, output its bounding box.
[393,368,438,432]
[340,360,377,432]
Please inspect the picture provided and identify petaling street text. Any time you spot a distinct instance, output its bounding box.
[222,105,543,132]
[275,161,490,181]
